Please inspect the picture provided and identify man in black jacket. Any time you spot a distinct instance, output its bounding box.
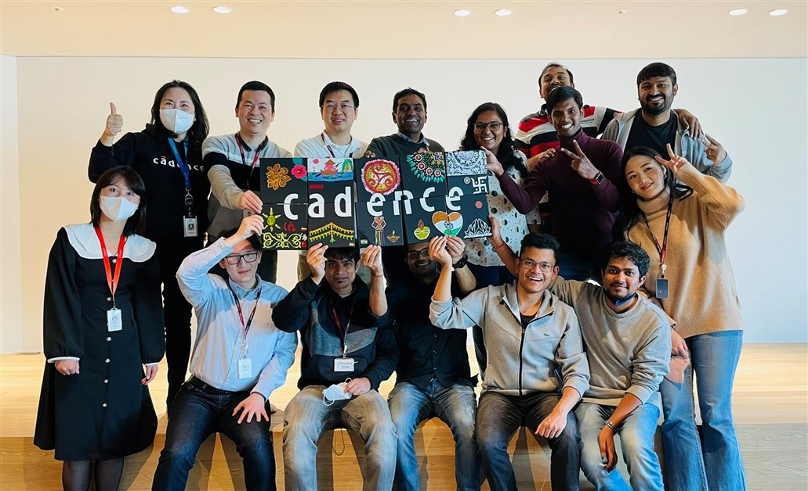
[273,243,398,491]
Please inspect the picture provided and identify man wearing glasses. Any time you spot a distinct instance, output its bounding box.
[153,215,297,491]
[430,232,589,491]
[386,237,480,490]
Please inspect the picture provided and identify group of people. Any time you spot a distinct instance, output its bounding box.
[33,60,746,491]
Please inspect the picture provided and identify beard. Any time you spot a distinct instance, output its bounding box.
[641,96,672,116]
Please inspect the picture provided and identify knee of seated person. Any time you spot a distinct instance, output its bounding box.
[159,442,197,466]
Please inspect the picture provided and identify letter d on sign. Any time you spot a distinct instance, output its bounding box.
[335,185,352,217]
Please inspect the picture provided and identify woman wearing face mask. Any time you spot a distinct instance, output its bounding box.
[88,80,209,411]
[34,166,164,491]
[617,145,746,491]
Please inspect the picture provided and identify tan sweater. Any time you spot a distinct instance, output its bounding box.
[628,162,745,339]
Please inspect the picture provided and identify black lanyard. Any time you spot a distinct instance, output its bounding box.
[328,297,356,358]
[321,132,353,158]
[640,197,674,277]
[234,133,268,180]
[228,283,262,342]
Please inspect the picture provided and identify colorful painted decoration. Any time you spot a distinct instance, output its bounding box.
[413,219,430,241]
[308,158,354,181]
[432,211,463,236]
[446,150,487,176]
[406,152,445,183]
[261,202,308,250]
[266,163,291,190]
[260,158,308,204]
[360,159,401,195]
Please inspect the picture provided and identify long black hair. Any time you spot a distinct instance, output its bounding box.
[613,146,693,239]
[150,80,209,149]
[460,102,528,177]
[90,166,147,237]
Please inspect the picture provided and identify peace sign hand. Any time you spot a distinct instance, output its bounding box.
[655,143,690,175]
[559,140,599,180]
[702,134,727,164]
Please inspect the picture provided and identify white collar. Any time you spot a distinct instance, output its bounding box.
[64,223,156,262]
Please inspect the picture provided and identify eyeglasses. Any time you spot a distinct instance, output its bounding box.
[224,252,259,265]
[474,122,503,131]
[519,259,554,272]
[323,103,355,112]
[406,249,430,260]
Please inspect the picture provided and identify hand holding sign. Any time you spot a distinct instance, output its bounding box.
[101,102,124,146]
[428,236,452,268]
[307,243,328,284]
[238,190,263,214]
[483,148,504,177]
[361,245,384,277]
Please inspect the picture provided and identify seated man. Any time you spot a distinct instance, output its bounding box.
[429,234,590,491]
[492,222,670,490]
[387,237,479,491]
[273,244,398,490]
[152,215,297,491]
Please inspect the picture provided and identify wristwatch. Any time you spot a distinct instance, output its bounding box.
[452,256,468,269]
[589,172,604,186]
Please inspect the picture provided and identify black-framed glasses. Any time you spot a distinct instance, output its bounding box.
[323,102,355,112]
[474,122,503,131]
[519,259,554,272]
[224,252,259,265]
[406,249,430,260]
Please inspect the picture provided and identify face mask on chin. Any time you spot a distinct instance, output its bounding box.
[99,196,139,222]
[159,108,195,134]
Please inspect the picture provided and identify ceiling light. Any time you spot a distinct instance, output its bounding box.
[213,6,232,14]
[728,9,748,16]
[170,5,189,14]
[617,9,627,14]
[768,9,788,16]
[494,9,512,17]
[454,9,471,17]
[53,6,64,12]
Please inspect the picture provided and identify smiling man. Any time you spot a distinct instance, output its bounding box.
[365,87,445,157]
[203,81,291,284]
[491,86,623,279]
[602,62,732,183]
[430,232,589,491]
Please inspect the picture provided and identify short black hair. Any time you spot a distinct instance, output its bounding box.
[637,62,677,87]
[319,81,359,108]
[90,166,147,237]
[221,226,262,251]
[519,233,560,261]
[392,88,427,113]
[601,241,650,277]
[324,246,360,264]
[545,86,584,114]
[538,62,575,86]
[236,81,275,111]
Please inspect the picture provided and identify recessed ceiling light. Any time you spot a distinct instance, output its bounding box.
[170,5,189,14]
[617,9,627,14]
[454,9,472,17]
[53,6,64,12]
[213,6,232,14]
[768,8,788,16]
[728,9,748,16]
[494,9,512,17]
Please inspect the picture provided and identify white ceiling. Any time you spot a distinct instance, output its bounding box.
[1,0,806,59]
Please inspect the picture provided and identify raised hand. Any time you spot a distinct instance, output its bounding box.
[445,235,465,264]
[237,190,263,214]
[361,245,384,277]
[560,140,599,180]
[702,134,727,164]
[100,102,124,146]
[428,236,452,268]
[488,214,502,245]
[655,143,689,175]
[483,148,504,177]
[527,148,557,170]
[307,243,328,284]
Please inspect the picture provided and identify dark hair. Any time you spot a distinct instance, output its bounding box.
[236,81,276,111]
[324,246,360,264]
[392,88,427,113]
[319,81,359,108]
[459,102,528,177]
[518,233,560,261]
[601,241,650,277]
[150,80,210,147]
[614,146,693,237]
[545,86,584,114]
[538,62,575,87]
[90,166,147,236]
[221,226,262,251]
[637,62,677,87]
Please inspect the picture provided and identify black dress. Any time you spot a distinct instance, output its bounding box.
[34,225,165,461]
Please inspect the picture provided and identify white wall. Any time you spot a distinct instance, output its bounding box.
[0,54,24,353]
[10,56,807,352]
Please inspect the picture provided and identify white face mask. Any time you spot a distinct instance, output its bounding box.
[160,108,195,134]
[100,196,139,222]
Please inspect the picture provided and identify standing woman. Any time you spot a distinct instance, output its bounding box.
[618,144,746,491]
[35,166,165,490]
[459,102,545,288]
[88,80,209,410]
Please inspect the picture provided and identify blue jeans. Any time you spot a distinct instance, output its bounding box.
[152,380,275,491]
[388,380,481,491]
[576,402,663,491]
[660,330,746,491]
[476,391,580,491]
[282,385,397,490]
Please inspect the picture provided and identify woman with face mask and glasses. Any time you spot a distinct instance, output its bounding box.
[89,80,209,412]
[35,166,165,491]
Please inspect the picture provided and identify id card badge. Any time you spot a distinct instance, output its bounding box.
[656,278,670,299]
[183,215,198,237]
[334,358,355,372]
[107,308,122,332]
[238,358,253,379]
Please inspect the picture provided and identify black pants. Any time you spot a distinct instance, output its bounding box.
[152,235,204,411]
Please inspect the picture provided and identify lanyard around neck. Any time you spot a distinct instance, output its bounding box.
[167,138,191,189]
[640,197,674,276]
[228,283,262,339]
[235,133,268,178]
[321,132,353,158]
[94,227,125,305]
[328,297,356,357]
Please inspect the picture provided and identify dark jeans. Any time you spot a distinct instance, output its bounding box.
[477,391,580,491]
[152,235,203,411]
[152,379,276,491]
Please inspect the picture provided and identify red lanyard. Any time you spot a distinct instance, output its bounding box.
[228,284,262,338]
[94,228,125,305]
[235,133,268,178]
[640,197,674,276]
[321,132,354,158]
[329,297,355,357]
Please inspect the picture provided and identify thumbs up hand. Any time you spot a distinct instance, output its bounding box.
[101,102,124,145]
